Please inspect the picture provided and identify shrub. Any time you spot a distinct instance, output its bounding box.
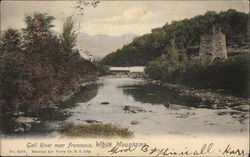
[146,54,249,97]
[59,122,134,138]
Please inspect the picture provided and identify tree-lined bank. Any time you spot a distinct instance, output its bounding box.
[0,13,97,119]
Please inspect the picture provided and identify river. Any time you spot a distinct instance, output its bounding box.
[42,76,248,138]
[3,76,248,138]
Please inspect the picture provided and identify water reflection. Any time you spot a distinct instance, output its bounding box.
[38,83,100,121]
[121,84,201,107]
[60,83,99,108]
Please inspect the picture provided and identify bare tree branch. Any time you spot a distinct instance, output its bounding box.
[73,0,100,15]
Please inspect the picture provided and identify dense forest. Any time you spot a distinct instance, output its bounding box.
[102,9,249,97]
[0,13,97,113]
[102,9,248,66]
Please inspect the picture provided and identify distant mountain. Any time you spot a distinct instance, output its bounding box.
[76,33,137,58]
[1,28,136,59]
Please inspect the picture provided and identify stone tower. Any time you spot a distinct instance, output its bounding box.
[198,32,227,62]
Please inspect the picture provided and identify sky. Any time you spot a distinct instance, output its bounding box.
[1,0,249,36]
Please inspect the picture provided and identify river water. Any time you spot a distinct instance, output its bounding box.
[54,77,248,138]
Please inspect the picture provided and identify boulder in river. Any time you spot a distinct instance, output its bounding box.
[176,113,189,118]
[163,103,170,108]
[123,105,146,113]
[84,119,102,124]
[130,120,140,125]
[100,102,109,105]
[168,104,189,110]
[217,112,227,116]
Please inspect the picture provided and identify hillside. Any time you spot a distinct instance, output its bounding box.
[102,9,248,66]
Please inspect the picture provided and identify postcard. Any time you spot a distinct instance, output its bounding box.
[0,0,249,156]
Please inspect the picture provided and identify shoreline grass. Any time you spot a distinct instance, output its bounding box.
[59,122,134,138]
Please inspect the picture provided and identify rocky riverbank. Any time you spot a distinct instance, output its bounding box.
[147,79,249,112]
[103,73,249,112]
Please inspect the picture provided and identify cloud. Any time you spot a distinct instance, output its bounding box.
[90,7,152,25]
[1,1,249,36]
[123,7,149,19]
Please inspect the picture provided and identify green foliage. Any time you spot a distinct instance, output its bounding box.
[0,13,97,113]
[22,12,55,45]
[102,9,248,97]
[95,61,108,76]
[61,16,77,53]
[146,54,249,97]
[59,122,134,138]
[102,9,248,66]
[0,28,22,53]
[179,55,248,97]
[145,40,188,80]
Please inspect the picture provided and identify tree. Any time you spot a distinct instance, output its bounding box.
[0,28,22,53]
[145,39,188,81]
[22,12,55,45]
[102,9,248,66]
[162,39,179,65]
[61,16,77,53]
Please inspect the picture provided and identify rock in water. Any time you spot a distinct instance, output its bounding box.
[163,103,170,108]
[130,120,140,125]
[85,119,102,124]
[100,102,109,105]
[123,105,146,113]
[169,104,189,110]
[176,114,189,118]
